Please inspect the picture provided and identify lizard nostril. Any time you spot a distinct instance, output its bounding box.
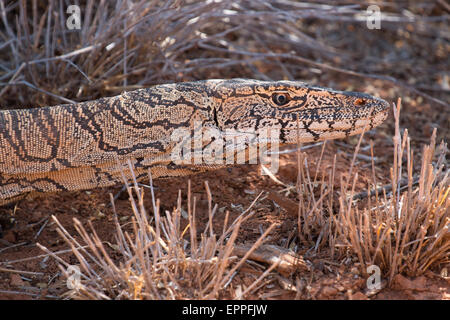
[355,98,366,106]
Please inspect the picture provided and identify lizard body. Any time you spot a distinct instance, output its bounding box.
[0,79,389,205]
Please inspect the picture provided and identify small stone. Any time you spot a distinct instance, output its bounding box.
[351,292,369,300]
[95,211,105,219]
[3,230,16,243]
[31,211,43,222]
[10,274,25,287]
[393,274,410,290]
[392,274,427,291]
[180,208,189,219]
[350,266,360,275]
[352,279,366,290]
[218,206,226,214]
[36,282,48,289]
[322,278,334,285]
[412,276,427,291]
[321,286,338,296]
[336,285,345,292]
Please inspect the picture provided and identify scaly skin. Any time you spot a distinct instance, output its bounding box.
[0,79,389,205]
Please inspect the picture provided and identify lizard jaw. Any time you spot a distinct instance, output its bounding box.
[276,97,390,143]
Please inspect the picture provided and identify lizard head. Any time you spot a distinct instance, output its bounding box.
[209,79,389,143]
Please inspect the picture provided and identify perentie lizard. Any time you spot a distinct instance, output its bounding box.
[0,79,389,205]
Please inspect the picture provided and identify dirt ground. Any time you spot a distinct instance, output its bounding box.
[0,98,448,299]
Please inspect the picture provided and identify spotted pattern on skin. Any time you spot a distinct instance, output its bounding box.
[0,79,389,205]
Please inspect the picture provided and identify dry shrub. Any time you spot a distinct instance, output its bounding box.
[38,163,275,300]
[334,100,449,281]
[1,0,447,110]
[290,141,336,253]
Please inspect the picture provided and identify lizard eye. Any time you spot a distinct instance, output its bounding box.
[272,93,290,106]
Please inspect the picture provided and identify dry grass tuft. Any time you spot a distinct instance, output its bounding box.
[38,163,276,300]
[334,99,449,281]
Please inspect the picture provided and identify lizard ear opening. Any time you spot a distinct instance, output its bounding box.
[212,107,219,127]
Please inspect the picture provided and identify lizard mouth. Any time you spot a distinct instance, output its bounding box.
[279,97,389,122]
[228,98,389,145]
[276,101,389,143]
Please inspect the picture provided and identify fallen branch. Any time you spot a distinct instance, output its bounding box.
[233,244,310,276]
